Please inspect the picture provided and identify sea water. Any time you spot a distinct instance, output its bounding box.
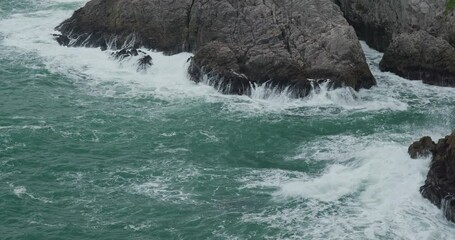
[1,1,455,239]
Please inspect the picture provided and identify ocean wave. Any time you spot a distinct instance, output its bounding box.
[240,135,455,239]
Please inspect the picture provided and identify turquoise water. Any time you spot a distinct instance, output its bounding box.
[1,1,455,239]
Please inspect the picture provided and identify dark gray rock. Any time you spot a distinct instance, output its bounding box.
[335,0,455,88]
[112,48,140,60]
[56,0,193,53]
[56,0,376,96]
[188,0,376,96]
[335,0,450,51]
[380,31,455,87]
[408,136,436,159]
[53,34,70,46]
[410,133,455,222]
[111,47,153,72]
[188,41,254,95]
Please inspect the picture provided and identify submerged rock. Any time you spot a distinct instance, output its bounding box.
[112,48,140,60]
[111,47,153,72]
[55,0,376,97]
[410,133,455,222]
[137,55,153,72]
[335,0,455,87]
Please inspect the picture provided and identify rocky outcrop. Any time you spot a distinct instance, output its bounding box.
[56,0,194,53]
[380,31,455,86]
[335,0,455,87]
[409,133,455,222]
[335,0,452,50]
[408,136,436,159]
[56,0,376,97]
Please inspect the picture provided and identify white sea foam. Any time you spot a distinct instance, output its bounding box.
[127,165,201,203]
[241,135,455,239]
[11,184,53,203]
[278,141,423,201]
[13,185,27,197]
[131,179,193,203]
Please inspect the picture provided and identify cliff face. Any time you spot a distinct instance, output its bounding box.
[55,0,376,97]
[336,0,455,87]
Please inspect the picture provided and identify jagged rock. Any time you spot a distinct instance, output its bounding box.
[335,0,455,87]
[112,48,140,60]
[410,133,455,222]
[408,136,436,159]
[137,55,153,72]
[111,47,153,72]
[188,41,254,95]
[380,31,455,87]
[53,34,70,46]
[55,0,376,96]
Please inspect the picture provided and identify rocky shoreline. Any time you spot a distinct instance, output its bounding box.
[55,0,455,222]
[55,0,376,97]
[55,0,455,94]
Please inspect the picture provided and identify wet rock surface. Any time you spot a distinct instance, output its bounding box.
[410,133,455,222]
[53,34,70,46]
[137,55,153,72]
[380,31,455,87]
[111,47,153,72]
[55,0,376,96]
[335,0,455,88]
[112,48,141,60]
[409,136,436,159]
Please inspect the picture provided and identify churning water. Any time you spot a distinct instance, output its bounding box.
[1,1,455,239]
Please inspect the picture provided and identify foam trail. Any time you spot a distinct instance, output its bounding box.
[10,184,52,203]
